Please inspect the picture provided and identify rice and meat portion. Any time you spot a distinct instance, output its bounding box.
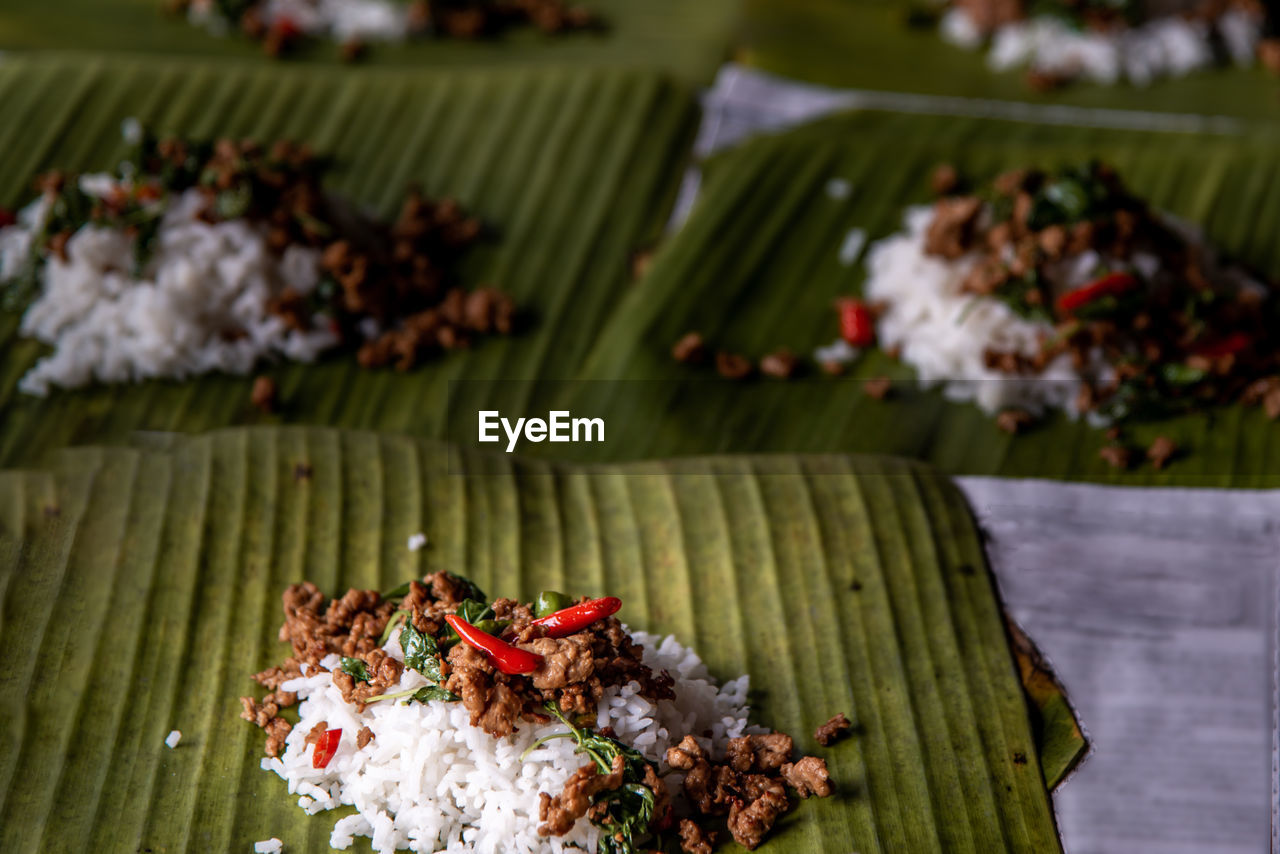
[241,572,837,852]
[0,123,513,396]
[937,0,1267,86]
[864,161,1279,428]
[173,0,599,57]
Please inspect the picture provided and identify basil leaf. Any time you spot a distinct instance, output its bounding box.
[378,609,411,645]
[340,657,370,682]
[411,685,460,703]
[381,580,413,600]
[215,183,252,220]
[455,599,493,623]
[1162,363,1208,386]
[445,573,487,603]
[535,590,573,617]
[399,623,445,683]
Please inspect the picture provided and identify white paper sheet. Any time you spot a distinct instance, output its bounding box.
[959,478,1278,854]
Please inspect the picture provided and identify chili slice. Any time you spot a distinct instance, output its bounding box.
[1055,272,1137,316]
[312,727,342,769]
[836,298,876,348]
[1192,331,1251,359]
[445,614,543,675]
[530,596,622,637]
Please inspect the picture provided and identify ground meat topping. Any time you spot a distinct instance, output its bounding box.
[863,376,893,400]
[924,195,983,259]
[726,776,790,850]
[665,729,834,850]
[1146,435,1178,470]
[537,755,626,837]
[521,635,595,690]
[814,712,852,746]
[1099,444,1133,470]
[715,351,753,380]
[782,756,833,798]
[679,818,717,854]
[251,375,277,413]
[673,332,708,364]
[304,720,329,748]
[760,348,799,379]
[996,409,1035,435]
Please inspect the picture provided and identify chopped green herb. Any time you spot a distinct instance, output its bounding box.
[399,623,445,683]
[411,685,460,703]
[378,609,412,645]
[446,573,487,604]
[339,656,371,682]
[455,599,493,624]
[992,269,1053,323]
[1161,363,1208,386]
[381,580,414,600]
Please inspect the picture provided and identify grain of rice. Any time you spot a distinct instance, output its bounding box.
[838,228,867,267]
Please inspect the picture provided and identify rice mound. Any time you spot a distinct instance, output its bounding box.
[261,628,760,853]
[2,179,336,397]
[864,205,1086,417]
[189,0,409,43]
[940,6,1261,86]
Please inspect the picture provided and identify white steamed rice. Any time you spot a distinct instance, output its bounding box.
[260,628,761,853]
[864,204,1087,417]
[940,7,1261,86]
[188,0,409,43]
[0,178,337,396]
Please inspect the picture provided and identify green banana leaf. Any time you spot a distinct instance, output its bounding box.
[568,110,1280,485]
[0,426,1076,852]
[2,58,1276,484]
[739,0,1280,128]
[0,0,737,83]
[0,54,697,467]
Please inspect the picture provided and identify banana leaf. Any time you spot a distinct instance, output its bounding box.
[0,54,697,466]
[568,110,1280,485]
[0,0,737,83]
[2,62,1276,484]
[739,0,1280,128]
[0,425,1076,852]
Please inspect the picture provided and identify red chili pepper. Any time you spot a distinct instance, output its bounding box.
[836,298,876,348]
[530,597,622,637]
[445,614,543,675]
[135,183,162,203]
[271,15,302,40]
[1055,272,1138,316]
[1193,331,1251,359]
[0,208,15,228]
[312,728,342,769]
